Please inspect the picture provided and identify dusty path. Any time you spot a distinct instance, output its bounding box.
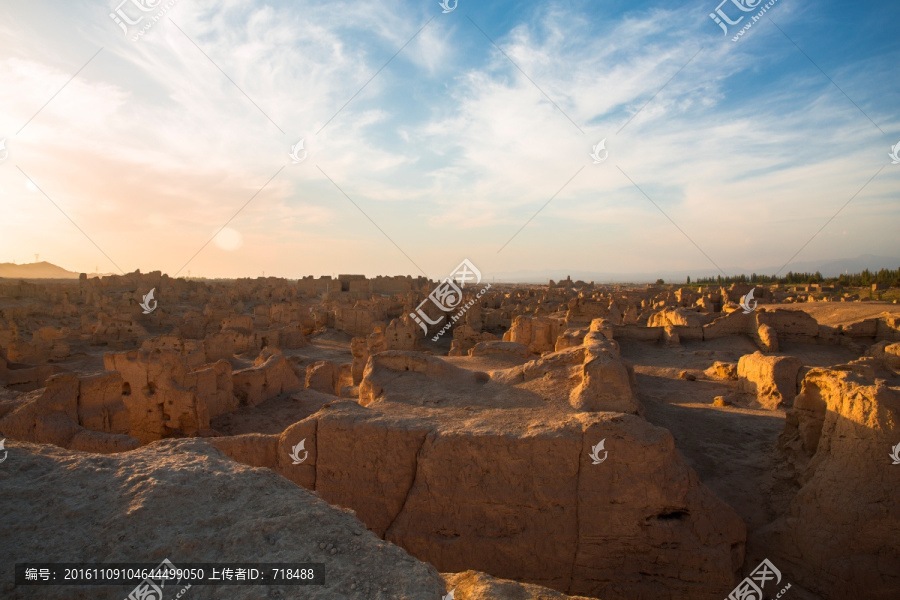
[621,336,831,599]
[639,392,785,530]
[210,388,333,435]
[598,338,801,530]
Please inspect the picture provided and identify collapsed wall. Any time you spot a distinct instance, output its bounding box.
[761,364,900,599]
[212,398,745,600]
[0,372,139,453]
[503,316,566,354]
[104,348,234,443]
[616,307,900,352]
[736,351,803,410]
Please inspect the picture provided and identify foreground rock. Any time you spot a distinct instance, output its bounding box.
[213,400,745,599]
[0,439,446,600]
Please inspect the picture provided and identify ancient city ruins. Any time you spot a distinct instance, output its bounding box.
[4,0,899,596]
[1,268,898,599]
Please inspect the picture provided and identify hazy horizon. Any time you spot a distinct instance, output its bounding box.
[3,252,899,285]
[1,0,898,282]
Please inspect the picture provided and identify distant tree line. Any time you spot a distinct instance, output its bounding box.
[689,267,900,287]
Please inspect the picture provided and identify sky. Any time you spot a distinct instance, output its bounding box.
[0,0,898,281]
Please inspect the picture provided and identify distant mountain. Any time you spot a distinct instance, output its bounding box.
[775,255,900,277]
[0,261,81,279]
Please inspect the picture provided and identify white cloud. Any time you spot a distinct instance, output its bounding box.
[0,0,896,278]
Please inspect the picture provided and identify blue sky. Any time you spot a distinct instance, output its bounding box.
[0,0,897,280]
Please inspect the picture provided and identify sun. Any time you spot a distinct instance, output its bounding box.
[213,227,243,251]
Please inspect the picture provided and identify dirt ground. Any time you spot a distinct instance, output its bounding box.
[777,301,900,326]
[616,333,852,600]
[615,337,802,529]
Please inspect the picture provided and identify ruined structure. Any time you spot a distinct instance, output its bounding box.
[2,270,899,599]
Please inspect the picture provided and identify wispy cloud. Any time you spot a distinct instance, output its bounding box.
[0,0,896,279]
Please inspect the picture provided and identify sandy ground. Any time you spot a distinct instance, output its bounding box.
[211,388,334,435]
[293,331,355,362]
[777,301,900,326]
